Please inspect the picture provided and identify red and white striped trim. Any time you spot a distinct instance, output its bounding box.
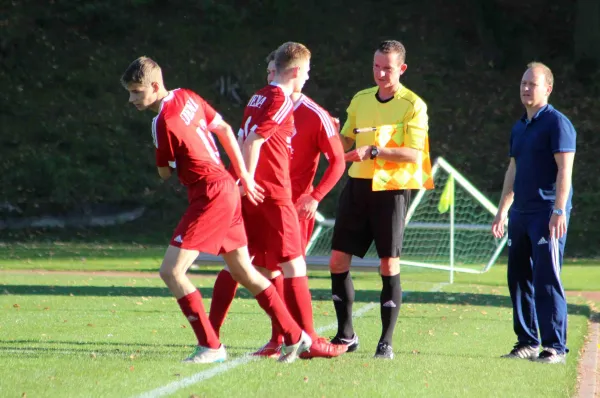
[302,97,337,138]
[207,113,223,130]
[272,95,293,125]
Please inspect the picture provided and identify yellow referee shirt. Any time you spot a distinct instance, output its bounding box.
[341,85,430,182]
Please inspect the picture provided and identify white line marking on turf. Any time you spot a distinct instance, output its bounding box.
[132,303,378,398]
[133,283,446,398]
[313,302,378,335]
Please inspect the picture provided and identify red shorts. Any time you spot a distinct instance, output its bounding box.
[242,198,303,270]
[298,216,316,255]
[170,177,247,255]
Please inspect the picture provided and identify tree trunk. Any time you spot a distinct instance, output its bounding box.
[465,0,504,68]
[574,0,600,66]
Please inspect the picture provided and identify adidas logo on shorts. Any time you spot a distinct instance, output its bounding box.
[174,235,183,243]
[537,237,548,245]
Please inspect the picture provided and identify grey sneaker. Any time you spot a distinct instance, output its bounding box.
[501,344,539,360]
[533,348,566,364]
[278,331,312,363]
[330,333,360,352]
[374,341,394,359]
[182,344,227,364]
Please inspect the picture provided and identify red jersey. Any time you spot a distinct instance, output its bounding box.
[238,83,294,201]
[290,95,345,202]
[153,89,229,187]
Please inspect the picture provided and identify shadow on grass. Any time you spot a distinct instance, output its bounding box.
[0,339,189,349]
[1,285,593,319]
[1,246,166,261]
[0,343,190,358]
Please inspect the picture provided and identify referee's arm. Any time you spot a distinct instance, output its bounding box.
[340,136,355,151]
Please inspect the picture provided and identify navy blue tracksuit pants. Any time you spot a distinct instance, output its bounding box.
[507,209,569,354]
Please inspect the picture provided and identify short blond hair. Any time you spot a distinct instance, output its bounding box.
[274,42,311,72]
[120,56,162,86]
[527,61,554,86]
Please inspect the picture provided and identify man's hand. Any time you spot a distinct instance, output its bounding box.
[549,213,567,240]
[345,145,371,162]
[239,175,265,205]
[295,194,319,220]
[491,211,508,238]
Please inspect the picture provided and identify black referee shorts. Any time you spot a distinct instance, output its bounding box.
[331,177,411,259]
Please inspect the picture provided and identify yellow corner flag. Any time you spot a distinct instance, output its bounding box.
[438,175,455,214]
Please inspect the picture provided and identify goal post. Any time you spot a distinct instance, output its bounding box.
[305,157,508,282]
[196,157,508,283]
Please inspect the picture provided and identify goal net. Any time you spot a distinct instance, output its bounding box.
[305,157,508,282]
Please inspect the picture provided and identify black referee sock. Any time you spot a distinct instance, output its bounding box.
[331,271,355,339]
[380,274,402,345]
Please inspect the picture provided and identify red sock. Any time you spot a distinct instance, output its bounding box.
[255,284,302,345]
[177,290,220,349]
[284,276,317,339]
[208,270,239,338]
[269,275,285,344]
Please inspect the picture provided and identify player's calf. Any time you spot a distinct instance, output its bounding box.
[159,245,200,298]
[222,247,306,354]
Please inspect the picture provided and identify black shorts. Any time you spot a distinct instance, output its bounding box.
[331,177,410,259]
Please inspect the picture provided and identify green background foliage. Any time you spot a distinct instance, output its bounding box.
[2,0,598,254]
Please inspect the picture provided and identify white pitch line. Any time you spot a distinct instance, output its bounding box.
[133,303,377,398]
[133,283,446,398]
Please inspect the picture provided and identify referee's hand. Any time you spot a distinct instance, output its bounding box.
[344,145,371,162]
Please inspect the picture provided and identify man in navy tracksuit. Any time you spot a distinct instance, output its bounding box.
[492,62,576,364]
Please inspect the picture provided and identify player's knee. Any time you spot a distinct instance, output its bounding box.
[380,257,400,276]
[158,265,174,283]
[227,266,248,284]
[329,250,351,273]
[159,263,184,283]
[280,256,307,278]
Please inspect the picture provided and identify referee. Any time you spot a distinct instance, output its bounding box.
[329,40,431,359]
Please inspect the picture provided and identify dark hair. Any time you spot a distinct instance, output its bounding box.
[120,56,161,86]
[376,40,406,64]
[265,50,276,64]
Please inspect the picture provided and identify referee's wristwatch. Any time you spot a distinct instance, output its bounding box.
[552,208,564,216]
[369,145,380,160]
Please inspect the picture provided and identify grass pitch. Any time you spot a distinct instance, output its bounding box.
[0,243,597,397]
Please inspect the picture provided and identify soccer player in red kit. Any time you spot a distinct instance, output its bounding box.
[209,46,346,359]
[267,50,346,250]
[121,56,311,364]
